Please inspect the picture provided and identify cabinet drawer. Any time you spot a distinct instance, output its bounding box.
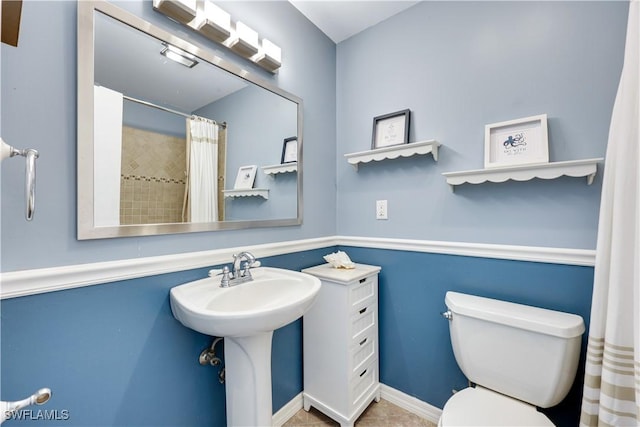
[348,275,377,308]
[349,303,377,342]
[350,359,377,408]
[350,331,376,374]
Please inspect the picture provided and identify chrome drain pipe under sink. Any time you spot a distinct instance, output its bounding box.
[1,388,52,424]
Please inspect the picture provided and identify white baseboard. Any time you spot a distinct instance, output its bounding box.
[272,392,303,427]
[379,384,442,424]
[274,385,442,426]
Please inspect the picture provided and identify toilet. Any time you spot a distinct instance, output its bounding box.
[439,291,585,426]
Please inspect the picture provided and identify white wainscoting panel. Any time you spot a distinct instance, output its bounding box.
[0,236,595,299]
[336,236,596,267]
[0,237,335,299]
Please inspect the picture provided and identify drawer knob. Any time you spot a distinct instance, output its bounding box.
[359,307,367,314]
[359,369,367,377]
[359,278,367,283]
[359,338,367,346]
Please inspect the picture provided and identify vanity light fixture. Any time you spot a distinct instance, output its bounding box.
[160,43,199,68]
[196,1,231,43]
[228,21,260,58]
[153,1,283,73]
[152,0,197,24]
[255,38,282,72]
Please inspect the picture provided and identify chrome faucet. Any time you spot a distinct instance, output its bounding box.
[216,252,260,287]
[233,251,257,277]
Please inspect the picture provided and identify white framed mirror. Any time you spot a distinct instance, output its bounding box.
[77,0,303,239]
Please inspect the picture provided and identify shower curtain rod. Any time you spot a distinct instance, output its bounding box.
[122,95,226,128]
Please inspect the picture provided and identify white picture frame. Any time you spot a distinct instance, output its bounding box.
[233,165,258,190]
[484,114,549,169]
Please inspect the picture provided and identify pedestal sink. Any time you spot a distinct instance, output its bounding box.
[170,266,321,426]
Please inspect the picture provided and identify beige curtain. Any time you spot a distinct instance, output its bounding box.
[182,117,219,222]
[580,1,640,425]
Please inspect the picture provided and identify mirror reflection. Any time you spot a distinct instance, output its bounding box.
[78,1,302,239]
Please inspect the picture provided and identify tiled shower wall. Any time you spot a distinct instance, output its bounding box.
[120,126,186,224]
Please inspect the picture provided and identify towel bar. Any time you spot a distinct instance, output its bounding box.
[1,137,39,221]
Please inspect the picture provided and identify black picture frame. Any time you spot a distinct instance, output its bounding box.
[280,136,297,164]
[371,109,411,149]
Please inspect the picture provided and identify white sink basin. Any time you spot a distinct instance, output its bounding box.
[170,265,321,426]
[170,267,321,337]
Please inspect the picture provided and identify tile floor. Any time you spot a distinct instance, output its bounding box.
[283,399,438,427]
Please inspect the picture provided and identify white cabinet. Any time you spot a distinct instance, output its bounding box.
[301,263,382,427]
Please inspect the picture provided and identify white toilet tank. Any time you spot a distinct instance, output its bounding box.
[445,291,585,408]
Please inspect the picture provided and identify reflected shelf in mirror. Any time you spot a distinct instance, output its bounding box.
[262,163,297,176]
[223,189,269,199]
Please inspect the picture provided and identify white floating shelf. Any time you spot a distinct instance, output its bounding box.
[223,189,269,199]
[344,139,440,170]
[261,163,297,176]
[442,158,604,191]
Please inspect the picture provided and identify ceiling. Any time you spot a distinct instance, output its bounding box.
[288,1,420,44]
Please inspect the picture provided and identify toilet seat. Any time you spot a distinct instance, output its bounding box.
[438,386,554,426]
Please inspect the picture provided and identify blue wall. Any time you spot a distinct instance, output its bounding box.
[1,1,631,426]
[0,248,334,426]
[341,246,595,426]
[195,85,298,221]
[0,246,595,426]
[0,0,336,271]
[330,4,627,422]
[122,100,186,139]
[336,1,628,249]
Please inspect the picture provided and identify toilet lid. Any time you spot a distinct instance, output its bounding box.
[439,387,554,426]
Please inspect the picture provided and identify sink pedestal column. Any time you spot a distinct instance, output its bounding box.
[224,331,274,427]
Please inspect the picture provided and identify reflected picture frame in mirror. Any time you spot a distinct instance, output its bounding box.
[281,137,297,164]
[77,0,303,239]
[233,165,258,190]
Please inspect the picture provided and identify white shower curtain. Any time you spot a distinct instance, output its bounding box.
[580,1,640,426]
[184,117,219,223]
[93,86,123,227]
